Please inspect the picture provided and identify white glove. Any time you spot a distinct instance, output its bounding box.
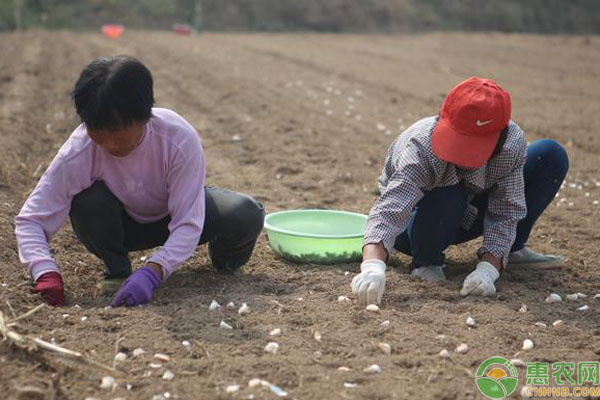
[351,259,386,305]
[460,261,500,297]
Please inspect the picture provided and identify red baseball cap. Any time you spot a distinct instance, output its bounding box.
[431,76,511,169]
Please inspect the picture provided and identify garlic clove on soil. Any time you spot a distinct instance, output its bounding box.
[566,294,578,301]
[519,304,528,313]
[114,352,127,362]
[455,343,469,354]
[377,342,392,355]
[545,294,562,303]
[552,320,564,327]
[439,349,451,359]
[577,305,589,311]
[365,304,380,312]
[466,316,475,327]
[270,328,282,336]
[100,376,116,390]
[209,300,221,312]
[162,370,174,380]
[220,320,233,330]
[132,348,146,358]
[363,364,382,374]
[238,303,250,315]
[511,359,526,368]
[522,339,534,350]
[154,353,171,362]
[264,342,279,354]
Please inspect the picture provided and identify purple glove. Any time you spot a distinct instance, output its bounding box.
[110,266,161,307]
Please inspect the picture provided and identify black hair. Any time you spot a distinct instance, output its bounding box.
[71,55,154,131]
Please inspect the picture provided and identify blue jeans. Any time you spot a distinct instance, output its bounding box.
[393,139,569,268]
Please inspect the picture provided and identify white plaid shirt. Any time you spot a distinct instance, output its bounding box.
[364,116,527,266]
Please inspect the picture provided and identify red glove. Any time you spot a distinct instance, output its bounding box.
[33,272,65,306]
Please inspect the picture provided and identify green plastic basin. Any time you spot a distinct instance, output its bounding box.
[264,209,368,264]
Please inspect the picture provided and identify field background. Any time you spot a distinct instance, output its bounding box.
[0,28,599,399]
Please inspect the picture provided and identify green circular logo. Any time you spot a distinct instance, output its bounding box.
[475,357,519,399]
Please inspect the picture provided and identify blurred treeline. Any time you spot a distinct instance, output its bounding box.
[2,0,599,33]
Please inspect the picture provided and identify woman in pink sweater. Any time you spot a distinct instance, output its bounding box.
[15,55,265,307]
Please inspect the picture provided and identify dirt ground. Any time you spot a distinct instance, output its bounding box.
[0,30,599,400]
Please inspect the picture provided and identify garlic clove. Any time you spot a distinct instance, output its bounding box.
[377,342,391,355]
[270,328,282,336]
[545,294,562,303]
[220,320,233,329]
[365,304,380,312]
[264,342,279,354]
[238,303,250,315]
[519,304,528,313]
[455,343,469,354]
[154,353,171,362]
[100,376,116,390]
[363,364,382,374]
[522,339,534,350]
[208,300,221,312]
[132,348,146,358]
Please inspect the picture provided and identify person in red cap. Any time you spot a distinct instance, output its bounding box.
[351,76,568,305]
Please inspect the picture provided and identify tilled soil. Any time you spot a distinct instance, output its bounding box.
[0,30,599,400]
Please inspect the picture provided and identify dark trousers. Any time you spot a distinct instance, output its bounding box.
[393,139,569,268]
[69,181,265,279]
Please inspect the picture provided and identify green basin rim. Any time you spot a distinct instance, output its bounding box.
[264,209,368,239]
